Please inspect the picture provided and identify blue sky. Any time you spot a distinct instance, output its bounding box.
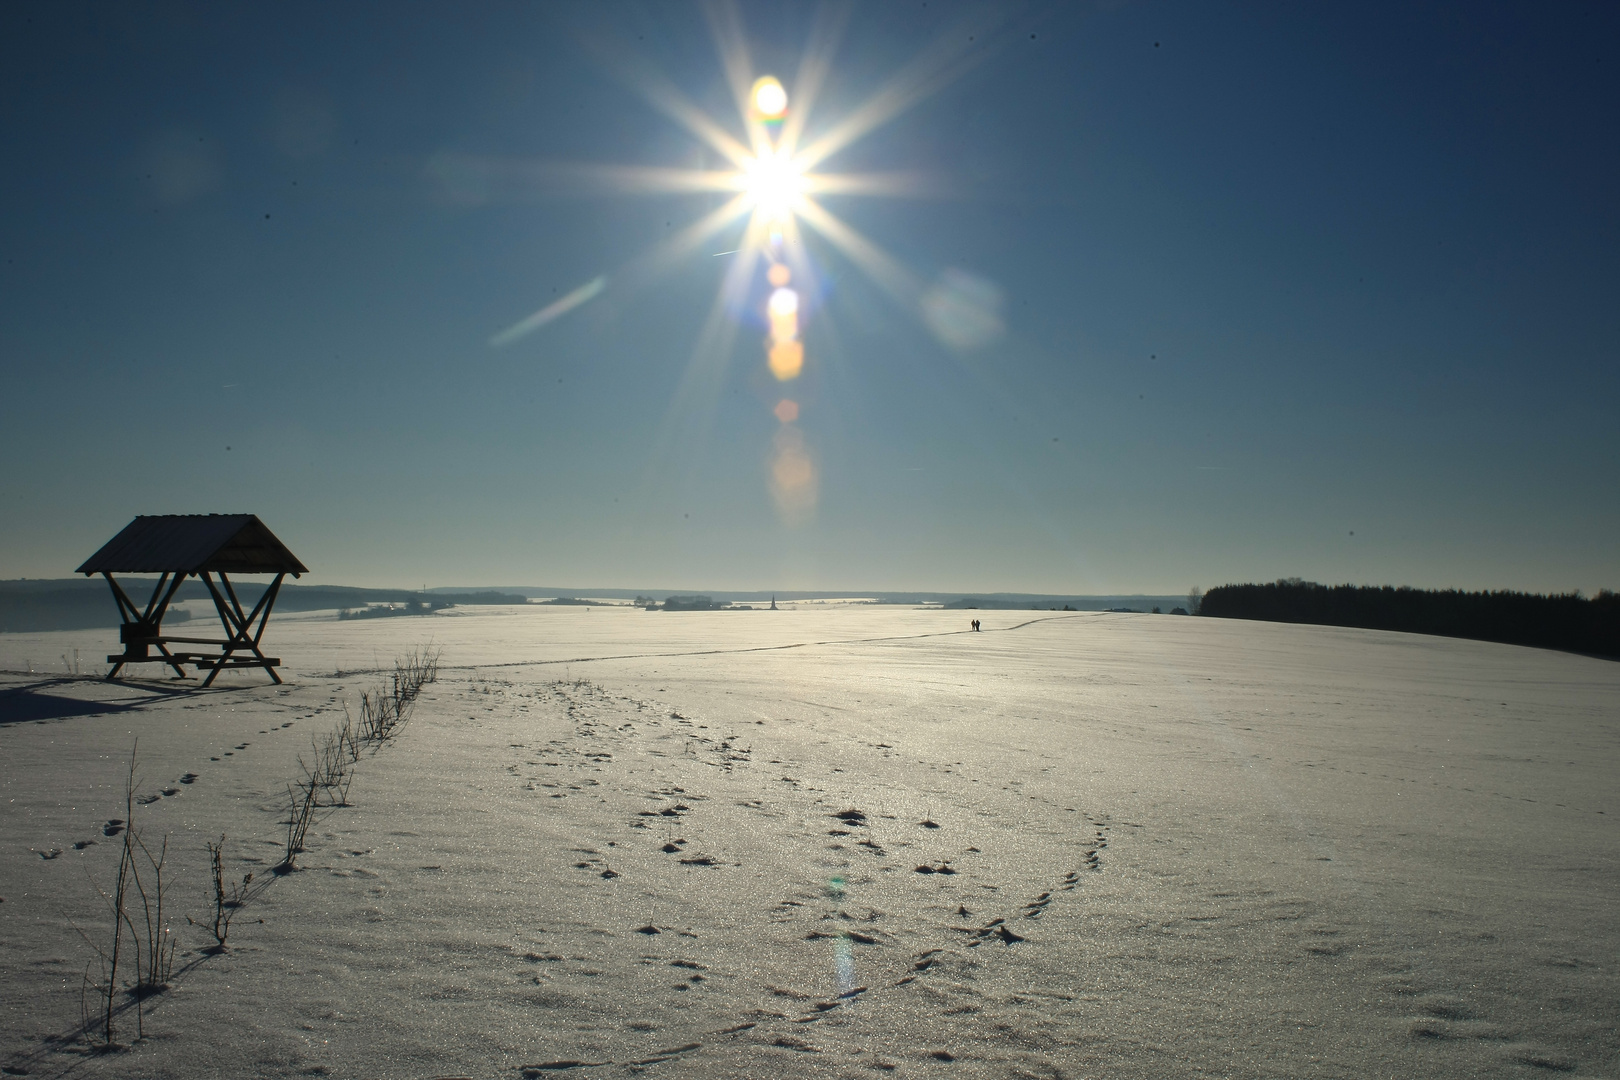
[2,2,1615,594]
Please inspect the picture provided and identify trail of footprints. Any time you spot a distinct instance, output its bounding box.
[41,709,331,861]
[505,678,1119,1069]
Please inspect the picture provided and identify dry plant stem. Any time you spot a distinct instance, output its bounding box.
[329,747,353,805]
[85,834,133,1047]
[78,745,175,1048]
[339,702,361,763]
[126,829,176,997]
[279,780,317,873]
[119,752,176,1032]
[199,835,252,951]
[300,729,353,807]
[360,689,399,742]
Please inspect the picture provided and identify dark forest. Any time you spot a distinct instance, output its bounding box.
[1202,580,1619,660]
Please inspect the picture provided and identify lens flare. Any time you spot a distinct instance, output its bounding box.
[921,267,1005,350]
[751,76,788,120]
[768,287,799,316]
[773,443,813,490]
[768,286,800,346]
[488,24,989,529]
[834,934,856,996]
[490,275,607,347]
[769,425,817,521]
[768,339,804,380]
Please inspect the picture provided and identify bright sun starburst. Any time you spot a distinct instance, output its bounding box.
[743,150,805,220]
[488,4,998,521]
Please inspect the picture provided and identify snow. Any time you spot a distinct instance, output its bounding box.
[2,605,1615,1076]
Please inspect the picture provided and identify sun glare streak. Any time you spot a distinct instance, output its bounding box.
[617,192,752,286]
[705,0,775,160]
[647,89,755,170]
[575,165,742,195]
[802,171,935,197]
[773,212,820,300]
[502,161,748,195]
[794,13,1001,173]
[441,156,926,202]
[489,192,748,352]
[490,275,607,346]
[774,3,851,159]
[581,34,755,168]
[641,215,768,489]
[793,196,922,307]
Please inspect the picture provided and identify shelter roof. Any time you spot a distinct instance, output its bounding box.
[77,515,307,576]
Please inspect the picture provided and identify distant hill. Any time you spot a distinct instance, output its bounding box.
[3,577,1195,634]
[0,579,525,633]
[427,585,1190,611]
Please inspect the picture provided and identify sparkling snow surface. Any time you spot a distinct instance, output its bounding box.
[2,605,1615,1077]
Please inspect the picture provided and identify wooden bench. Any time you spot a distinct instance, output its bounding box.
[108,625,281,681]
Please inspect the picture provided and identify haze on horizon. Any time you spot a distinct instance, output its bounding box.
[1,2,1615,596]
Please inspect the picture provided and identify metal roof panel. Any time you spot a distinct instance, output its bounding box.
[76,515,307,575]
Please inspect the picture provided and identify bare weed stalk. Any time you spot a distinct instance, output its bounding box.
[77,745,175,1048]
[300,728,354,807]
[126,828,176,999]
[78,838,131,1049]
[191,835,252,953]
[278,780,317,874]
[357,645,441,744]
[274,644,437,874]
[338,702,362,763]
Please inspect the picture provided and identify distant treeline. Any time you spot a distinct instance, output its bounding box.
[943,599,1079,611]
[0,586,195,633]
[447,586,1192,609]
[0,579,526,633]
[659,595,731,611]
[1201,580,1619,660]
[339,599,450,620]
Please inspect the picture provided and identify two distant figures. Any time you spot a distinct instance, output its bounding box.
[970,618,981,632]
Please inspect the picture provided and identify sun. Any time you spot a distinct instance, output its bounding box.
[743,149,805,220]
[487,5,996,520]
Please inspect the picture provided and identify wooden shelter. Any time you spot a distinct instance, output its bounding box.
[77,514,307,686]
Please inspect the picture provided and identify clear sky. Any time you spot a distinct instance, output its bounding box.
[2,2,1615,594]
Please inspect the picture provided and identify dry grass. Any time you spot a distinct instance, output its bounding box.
[77,746,177,1049]
[281,645,440,872]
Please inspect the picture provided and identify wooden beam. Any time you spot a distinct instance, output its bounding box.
[148,571,187,631]
[103,573,141,625]
[199,572,242,636]
[219,572,250,629]
[140,572,171,623]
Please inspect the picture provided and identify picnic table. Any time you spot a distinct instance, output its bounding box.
[77,514,307,687]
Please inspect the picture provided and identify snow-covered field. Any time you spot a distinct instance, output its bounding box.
[2,605,1615,1078]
